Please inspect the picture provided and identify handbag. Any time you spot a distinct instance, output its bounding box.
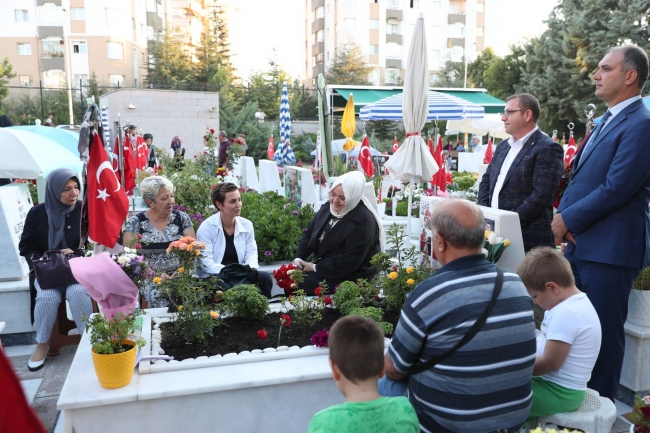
[216,264,259,292]
[31,249,84,290]
[409,267,504,375]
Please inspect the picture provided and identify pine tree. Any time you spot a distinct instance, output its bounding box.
[436,59,464,87]
[0,58,16,99]
[219,94,271,161]
[196,1,234,91]
[326,43,373,85]
[467,47,497,88]
[483,44,527,100]
[146,28,195,87]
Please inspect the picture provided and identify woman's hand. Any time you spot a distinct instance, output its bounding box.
[297,260,315,273]
[60,248,75,255]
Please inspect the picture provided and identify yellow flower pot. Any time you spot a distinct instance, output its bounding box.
[91,340,137,389]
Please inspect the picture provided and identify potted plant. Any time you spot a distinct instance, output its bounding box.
[628,266,650,326]
[623,394,650,432]
[85,310,145,389]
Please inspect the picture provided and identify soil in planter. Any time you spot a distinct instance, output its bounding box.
[160,308,402,361]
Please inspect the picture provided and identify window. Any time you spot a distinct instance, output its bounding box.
[450,46,464,62]
[344,18,356,31]
[315,30,324,42]
[385,68,400,84]
[73,74,89,86]
[17,43,32,56]
[369,19,379,29]
[432,1,441,11]
[38,5,63,26]
[476,27,484,36]
[141,52,146,66]
[410,0,419,8]
[477,3,485,12]
[19,75,32,87]
[109,75,124,87]
[369,45,379,55]
[105,8,118,26]
[41,39,63,58]
[107,42,124,59]
[387,23,401,34]
[132,18,136,30]
[140,23,144,35]
[368,68,380,85]
[71,8,85,20]
[312,53,324,66]
[448,23,464,38]
[388,0,400,8]
[72,41,87,54]
[431,49,441,58]
[432,26,441,36]
[315,6,324,19]
[15,10,29,22]
[43,70,65,88]
[386,42,401,59]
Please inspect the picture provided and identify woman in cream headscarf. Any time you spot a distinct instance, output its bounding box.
[294,171,384,295]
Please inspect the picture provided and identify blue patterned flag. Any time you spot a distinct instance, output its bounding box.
[101,107,111,150]
[273,82,296,166]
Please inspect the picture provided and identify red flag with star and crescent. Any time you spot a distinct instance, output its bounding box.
[114,136,136,194]
[358,135,374,177]
[267,134,275,160]
[135,136,149,170]
[392,137,399,153]
[89,133,129,247]
[483,138,493,164]
[432,135,446,192]
[564,133,577,167]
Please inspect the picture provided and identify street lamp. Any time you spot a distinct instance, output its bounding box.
[463,42,477,88]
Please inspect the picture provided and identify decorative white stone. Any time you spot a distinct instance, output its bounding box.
[251,349,262,354]
[238,351,251,356]
[195,356,208,362]
[262,348,276,353]
[277,346,289,351]
[223,353,237,358]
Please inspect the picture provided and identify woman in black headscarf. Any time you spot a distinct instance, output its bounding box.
[19,168,92,371]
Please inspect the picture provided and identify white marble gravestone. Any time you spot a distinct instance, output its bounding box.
[458,152,484,173]
[258,160,283,195]
[284,166,318,210]
[238,156,260,191]
[478,163,489,183]
[0,184,33,280]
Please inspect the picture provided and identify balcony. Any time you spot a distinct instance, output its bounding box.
[147,11,162,30]
[312,0,324,11]
[312,63,325,78]
[312,41,324,56]
[447,37,465,47]
[386,33,402,44]
[38,26,63,39]
[37,0,61,5]
[448,13,466,25]
[386,9,403,21]
[41,57,65,71]
[386,58,401,68]
[312,18,324,33]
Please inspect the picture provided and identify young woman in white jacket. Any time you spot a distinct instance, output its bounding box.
[196,182,273,297]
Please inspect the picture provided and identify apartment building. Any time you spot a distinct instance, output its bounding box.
[305,0,488,86]
[169,0,213,61]
[0,0,167,89]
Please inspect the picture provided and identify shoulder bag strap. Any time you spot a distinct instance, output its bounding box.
[410,267,504,375]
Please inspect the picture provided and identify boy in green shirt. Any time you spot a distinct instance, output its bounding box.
[307,316,419,433]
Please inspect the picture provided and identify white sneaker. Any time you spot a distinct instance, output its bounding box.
[27,346,48,372]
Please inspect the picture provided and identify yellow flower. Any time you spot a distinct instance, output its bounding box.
[186,244,194,251]
[484,230,491,240]
[194,249,201,256]
[406,267,414,274]
[152,277,162,285]
[388,272,398,280]
[503,239,511,247]
[177,305,183,311]
[406,278,415,285]
[210,311,219,319]
[177,267,185,273]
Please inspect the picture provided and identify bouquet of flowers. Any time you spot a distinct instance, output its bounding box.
[110,247,154,288]
[272,263,301,296]
[165,236,207,268]
[482,230,511,264]
[624,394,650,433]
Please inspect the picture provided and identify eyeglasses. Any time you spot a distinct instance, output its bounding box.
[502,109,526,118]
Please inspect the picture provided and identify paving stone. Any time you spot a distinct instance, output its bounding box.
[611,416,632,433]
[9,355,48,380]
[21,378,43,404]
[36,352,75,398]
[31,395,60,433]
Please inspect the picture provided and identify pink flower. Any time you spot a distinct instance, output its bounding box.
[310,329,328,347]
[643,395,650,405]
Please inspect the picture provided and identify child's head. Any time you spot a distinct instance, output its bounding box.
[329,316,385,386]
[517,246,576,310]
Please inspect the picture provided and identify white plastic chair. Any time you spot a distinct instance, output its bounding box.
[530,388,617,433]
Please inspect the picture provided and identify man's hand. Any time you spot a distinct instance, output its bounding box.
[552,213,576,245]
[384,354,407,380]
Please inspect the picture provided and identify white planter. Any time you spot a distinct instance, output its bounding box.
[410,216,421,236]
[628,289,650,326]
[376,202,386,218]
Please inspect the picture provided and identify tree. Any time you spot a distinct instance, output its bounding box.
[146,28,195,87]
[435,59,464,88]
[483,43,527,101]
[196,1,234,90]
[467,47,497,88]
[326,43,373,85]
[219,95,272,161]
[84,72,109,101]
[367,120,401,142]
[0,58,16,99]
[519,0,650,133]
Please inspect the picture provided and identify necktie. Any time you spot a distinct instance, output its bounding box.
[579,110,612,167]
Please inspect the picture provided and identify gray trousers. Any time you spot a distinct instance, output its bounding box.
[34,279,93,344]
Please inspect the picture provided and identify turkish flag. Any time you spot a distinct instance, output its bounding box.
[267,134,274,159]
[432,135,446,192]
[358,136,374,177]
[553,130,592,208]
[483,138,493,164]
[89,133,129,248]
[392,137,399,153]
[115,136,136,194]
[564,134,577,166]
[135,136,149,170]
[427,136,434,158]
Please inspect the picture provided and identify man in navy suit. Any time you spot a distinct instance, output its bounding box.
[553,45,650,399]
[478,93,564,252]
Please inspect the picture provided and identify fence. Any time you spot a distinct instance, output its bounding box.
[0,79,319,126]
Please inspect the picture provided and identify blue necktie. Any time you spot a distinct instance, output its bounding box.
[579,110,612,167]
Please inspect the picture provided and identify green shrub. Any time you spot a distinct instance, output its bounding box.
[221,285,270,321]
[348,307,394,336]
[287,289,322,330]
[455,176,476,192]
[331,281,362,315]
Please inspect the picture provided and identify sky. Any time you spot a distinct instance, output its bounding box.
[226,0,560,83]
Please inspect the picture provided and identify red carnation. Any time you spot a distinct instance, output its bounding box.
[392,265,398,272]
[257,329,268,340]
[134,243,142,250]
[210,128,215,134]
[324,295,332,305]
[280,314,292,327]
[314,287,323,297]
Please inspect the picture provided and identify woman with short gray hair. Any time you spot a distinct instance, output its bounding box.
[123,175,195,307]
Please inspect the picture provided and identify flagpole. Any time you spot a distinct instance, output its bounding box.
[117,113,125,189]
